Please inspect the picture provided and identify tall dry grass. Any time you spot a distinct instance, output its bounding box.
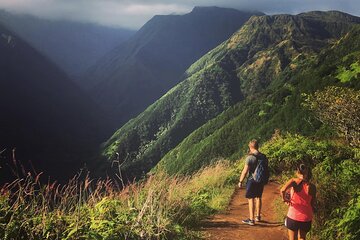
[0,160,239,240]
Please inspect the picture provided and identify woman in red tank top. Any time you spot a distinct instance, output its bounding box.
[280,164,317,240]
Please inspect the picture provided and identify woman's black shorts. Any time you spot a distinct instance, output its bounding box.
[245,178,264,198]
[285,217,312,232]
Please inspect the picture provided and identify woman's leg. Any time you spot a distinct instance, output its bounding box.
[288,229,296,240]
[298,229,307,240]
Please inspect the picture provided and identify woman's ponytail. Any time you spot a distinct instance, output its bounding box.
[297,163,312,181]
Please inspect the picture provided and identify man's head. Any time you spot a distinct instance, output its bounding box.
[248,139,259,151]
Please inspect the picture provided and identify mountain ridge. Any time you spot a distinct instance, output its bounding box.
[99,10,360,179]
[84,7,263,128]
[158,24,360,175]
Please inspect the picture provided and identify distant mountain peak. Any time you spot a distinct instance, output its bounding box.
[151,6,262,19]
[85,6,261,129]
[191,6,223,12]
[190,6,264,15]
[296,10,360,23]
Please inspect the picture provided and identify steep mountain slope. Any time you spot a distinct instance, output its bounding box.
[158,25,360,175]
[0,10,134,78]
[0,24,111,183]
[85,7,263,126]
[99,11,360,179]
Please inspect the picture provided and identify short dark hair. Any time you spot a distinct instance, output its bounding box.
[249,139,259,150]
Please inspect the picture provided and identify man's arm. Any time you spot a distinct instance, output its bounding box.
[238,164,249,188]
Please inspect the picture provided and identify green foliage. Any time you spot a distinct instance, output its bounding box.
[303,86,360,147]
[312,157,360,239]
[261,132,360,240]
[0,161,237,240]
[157,73,315,175]
[335,192,360,240]
[100,57,241,178]
[261,133,353,175]
[336,62,360,83]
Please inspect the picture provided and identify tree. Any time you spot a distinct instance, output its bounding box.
[303,86,360,147]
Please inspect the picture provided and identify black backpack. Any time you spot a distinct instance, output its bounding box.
[252,153,270,184]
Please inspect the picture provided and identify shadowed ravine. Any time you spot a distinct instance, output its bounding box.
[201,182,287,240]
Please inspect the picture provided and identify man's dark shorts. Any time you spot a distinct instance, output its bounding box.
[245,178,264,198]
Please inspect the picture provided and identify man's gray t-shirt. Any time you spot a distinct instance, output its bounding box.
[245,150,259,180]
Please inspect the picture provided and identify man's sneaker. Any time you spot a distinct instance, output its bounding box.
[255,216,261,222]
[242,218,255,226]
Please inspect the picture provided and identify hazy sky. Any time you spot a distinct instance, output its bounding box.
[0,0,359,29]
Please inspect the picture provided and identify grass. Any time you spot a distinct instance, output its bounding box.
[0,160,238,240]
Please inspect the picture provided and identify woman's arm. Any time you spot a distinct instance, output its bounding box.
[280,178,295,202]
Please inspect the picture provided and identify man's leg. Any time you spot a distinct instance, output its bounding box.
[255,197,262,218]
[248,198,255,220]
[242,198,255,225]
[243,180,255,225]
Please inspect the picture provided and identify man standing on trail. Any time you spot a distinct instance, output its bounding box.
[238,139,269,225]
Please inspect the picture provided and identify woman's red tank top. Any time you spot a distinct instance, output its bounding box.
[287,181,313,222]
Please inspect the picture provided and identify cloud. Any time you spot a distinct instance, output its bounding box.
[0,0,191,29]
[0,0,359,29]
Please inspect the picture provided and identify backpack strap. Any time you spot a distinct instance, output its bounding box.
[250,153,260,178]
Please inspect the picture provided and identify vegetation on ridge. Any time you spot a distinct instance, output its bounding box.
[85,7,261,126]
[158,24,360,176]
[100,11,360,180]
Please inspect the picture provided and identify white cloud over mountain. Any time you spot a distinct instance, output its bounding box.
[0,0,359,29]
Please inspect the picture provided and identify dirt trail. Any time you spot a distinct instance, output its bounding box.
[200,181,288,240]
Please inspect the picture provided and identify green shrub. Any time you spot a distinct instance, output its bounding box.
[261,132,359,239]
[318,191,360,240]
[0,161,237,240]
[303,86,360,147]
[312,157,360,238]
[261,133,353,175]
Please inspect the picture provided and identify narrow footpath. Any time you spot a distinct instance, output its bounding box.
[201,182,288,240]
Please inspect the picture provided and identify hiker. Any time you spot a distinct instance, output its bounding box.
[238,139,269,225]
[280,164,317,240]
